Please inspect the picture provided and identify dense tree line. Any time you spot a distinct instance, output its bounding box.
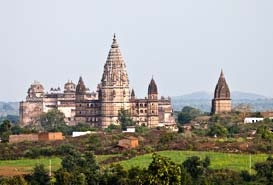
[1,150,273,185]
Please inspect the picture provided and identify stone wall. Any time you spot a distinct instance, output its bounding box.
[9,134,39,143]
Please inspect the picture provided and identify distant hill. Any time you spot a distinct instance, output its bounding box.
[0,102,19,117]
[172,91,273,112]
[1,91,272,119]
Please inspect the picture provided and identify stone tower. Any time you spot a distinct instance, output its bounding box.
[147,78,159,127]
[211,70,231,114]
[99,34,130,127]
[75,76,87,123]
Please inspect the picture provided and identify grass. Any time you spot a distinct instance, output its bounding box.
[119,151,270,172]
[0,154,118,176]
[0,151,270,176]
[0,157,61,173]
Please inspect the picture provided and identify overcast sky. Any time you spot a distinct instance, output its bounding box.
[0,0,273,101]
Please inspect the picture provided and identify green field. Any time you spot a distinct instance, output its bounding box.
[0,151,271,176]
[119,151,270,172]
[0,155,117,176]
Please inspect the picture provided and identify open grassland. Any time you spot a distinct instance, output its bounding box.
[119,151,270,172]
[0,155,117,176]
[0,157,61,176]
[0,151,270,176]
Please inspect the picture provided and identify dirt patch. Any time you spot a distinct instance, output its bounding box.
[0,166,30,177]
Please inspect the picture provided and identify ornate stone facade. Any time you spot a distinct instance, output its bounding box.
[20,35,176,128]
[211,70,232,114]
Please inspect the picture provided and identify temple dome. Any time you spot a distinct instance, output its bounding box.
[27,81,44,98]
[64,80,76,93]
[214,70,231,100]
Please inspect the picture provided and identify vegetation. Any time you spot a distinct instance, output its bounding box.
[0,152,273,184]
[119,151,268,172]
[177,106,202,125]
[118,108,135,130]
[2,108,273,184]
[0,120,11,142]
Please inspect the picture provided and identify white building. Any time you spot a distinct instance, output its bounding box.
[244,117,264,124]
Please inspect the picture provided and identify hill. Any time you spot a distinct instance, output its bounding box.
[0,102,19,117]
[172,91,273,112]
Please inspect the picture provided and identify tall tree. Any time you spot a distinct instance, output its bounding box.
[118,108,135,130]
[29,164,50,185]
[39,109,66,132]
[144,153,181,185]
[0,120,12,142]
[177,106,202,125]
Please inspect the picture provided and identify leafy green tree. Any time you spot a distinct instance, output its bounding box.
[39,109,70,134]
[254,156,273,184]
[180,165,193,185]
[0,176,28,185]
[0,120,12,142]
[207,123,228,137]
[144,153,181,185]
[29,164,50,185]
[118,108,135,130]
[182,156,210,181]
[256,125,273,141]
[56,150,100,185]
[177,106,202,125]
[207,169,243,185]
[102,164,129,185]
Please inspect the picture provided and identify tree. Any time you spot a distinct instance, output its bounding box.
[177,106,202,125]
[254,156,273,184]
[39,109,69,133]
[182,156,210,181]
[143,153,181,185]
[0,176,28,185]
[256,125,273,141]
[118,108,135,130]
[207,123,228,137]
[0,120,12,142]
[56,150,100,185]
[29,164,50,185]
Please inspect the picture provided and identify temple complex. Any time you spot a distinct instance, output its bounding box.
[20,35,176,128]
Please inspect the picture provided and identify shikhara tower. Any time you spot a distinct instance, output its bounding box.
[20,34,176,129]
[211,70,231,114]
[99,34,131,127]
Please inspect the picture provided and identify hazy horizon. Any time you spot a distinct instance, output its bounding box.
[1,1,273,101]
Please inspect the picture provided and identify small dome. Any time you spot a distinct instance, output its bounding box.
[27,81,44,98]
[64,80,76,93]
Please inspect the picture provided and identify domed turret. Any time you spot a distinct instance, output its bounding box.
[27,81,44,98]
[64,80,76,93]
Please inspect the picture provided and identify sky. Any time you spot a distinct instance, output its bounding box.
[0,0,273,101]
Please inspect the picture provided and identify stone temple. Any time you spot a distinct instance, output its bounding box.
[211,70,231,114]
[20,35,176,128]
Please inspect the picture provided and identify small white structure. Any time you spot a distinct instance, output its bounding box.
[122,126,136,133]
[244,117,264,124]
[72,131,92,137]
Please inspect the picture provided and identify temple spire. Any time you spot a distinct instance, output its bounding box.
[101,34,129,86]
[220,69,224,78]
[111,33,119,48]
